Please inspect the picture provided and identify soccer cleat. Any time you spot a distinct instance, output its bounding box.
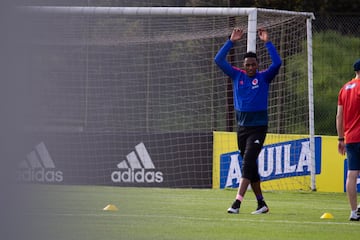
[227,200,240,214]
[349,212,360,221]
[251,201,269,214]
[357,204,360,215]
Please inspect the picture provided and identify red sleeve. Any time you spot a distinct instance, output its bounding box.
[338,88,344,105]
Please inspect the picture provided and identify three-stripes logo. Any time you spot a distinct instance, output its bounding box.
[111,142,163,184]
[17,142,63,183]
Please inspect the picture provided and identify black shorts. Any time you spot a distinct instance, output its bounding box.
[237,125,267,182]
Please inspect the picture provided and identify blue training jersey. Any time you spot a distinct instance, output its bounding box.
[214,40,282,126]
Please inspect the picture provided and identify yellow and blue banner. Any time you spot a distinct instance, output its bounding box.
[213,132,351,192]
[219,137,321,189]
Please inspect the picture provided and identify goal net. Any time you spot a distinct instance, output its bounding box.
[21,7,315,190]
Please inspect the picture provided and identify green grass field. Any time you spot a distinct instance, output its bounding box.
[27,185,360,240]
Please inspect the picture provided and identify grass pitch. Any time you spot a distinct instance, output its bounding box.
[27,185,359,240]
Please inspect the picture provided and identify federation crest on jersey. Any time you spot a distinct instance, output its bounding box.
[251,78,259,89]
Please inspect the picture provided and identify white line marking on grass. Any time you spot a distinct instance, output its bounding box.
[27,212,359,226]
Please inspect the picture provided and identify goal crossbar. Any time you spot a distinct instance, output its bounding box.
[20,6,315,57]
[22,6,314,19]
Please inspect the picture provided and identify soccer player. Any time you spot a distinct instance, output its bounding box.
[336,58,360,221]
[214,28,282,214]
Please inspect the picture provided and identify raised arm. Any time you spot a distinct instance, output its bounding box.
[230,28,244,42]
[214,28,244,78]
[258,28,269,43]
[259,29,282,81]
[266,41,282,70]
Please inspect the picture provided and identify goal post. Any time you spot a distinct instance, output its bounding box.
[307,17,316,191]
[20,6,316,190]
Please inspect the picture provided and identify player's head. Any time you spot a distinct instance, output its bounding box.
[243,52,258,77]
[353,59,360,72]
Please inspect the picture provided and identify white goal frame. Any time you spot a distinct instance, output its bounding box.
[22,6,316,190]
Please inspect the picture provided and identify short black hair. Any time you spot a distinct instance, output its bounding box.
[243,52,257,60]
[354,59,360,71]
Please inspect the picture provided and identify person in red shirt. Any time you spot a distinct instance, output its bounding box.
[336,58,360,221]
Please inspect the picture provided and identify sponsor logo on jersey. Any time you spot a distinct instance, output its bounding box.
[345,83,356,90]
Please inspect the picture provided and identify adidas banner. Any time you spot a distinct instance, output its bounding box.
[19,132,212,188]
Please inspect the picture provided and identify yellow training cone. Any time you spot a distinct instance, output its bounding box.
[103,204,119,211]
[320,212,334,219]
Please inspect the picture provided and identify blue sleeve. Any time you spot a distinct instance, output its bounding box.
[262,41,282,82]
[214,40,237,79]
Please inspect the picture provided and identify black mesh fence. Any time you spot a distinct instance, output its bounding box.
[313,14,360,135]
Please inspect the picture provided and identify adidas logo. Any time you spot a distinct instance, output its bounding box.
[17,142,63,183]
[111,142,163,183]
